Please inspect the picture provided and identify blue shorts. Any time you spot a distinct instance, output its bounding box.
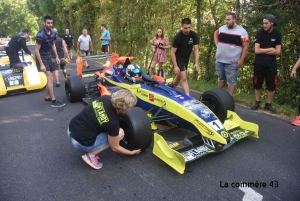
[67,128,108,152]
[215,61,239,85]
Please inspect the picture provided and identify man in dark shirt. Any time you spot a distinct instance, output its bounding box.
[35,16,66,108]
[171,18,200,96]
[67,89,141,170]
[51,28,70,87]
[251,14,282,114]
[64,29,74,59]
[5,29,33,67]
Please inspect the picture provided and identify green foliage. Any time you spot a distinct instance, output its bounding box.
[0,0,39,37]
[1,0,299,110]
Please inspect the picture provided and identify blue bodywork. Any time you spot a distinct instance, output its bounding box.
[103,73,225,137]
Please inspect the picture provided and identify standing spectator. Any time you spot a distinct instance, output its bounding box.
[29,35,32,44]
[51,28,70,87]
[170,18,200,96]
[214,12,249,96]
[251,14,282,114]
[77,29,94,68]
[100,24,111,67]
[35,16,66,108]
[64,29,74,59]
[67,89,141,170]
[5,29,33,67]
[150,28,170,77]
[290,58,300,126]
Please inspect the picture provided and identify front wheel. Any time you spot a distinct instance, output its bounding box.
[119,107,152,150]
[65,75,86,102]
[199,88,234,123]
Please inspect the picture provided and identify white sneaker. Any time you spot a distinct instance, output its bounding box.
[103,61,110,67]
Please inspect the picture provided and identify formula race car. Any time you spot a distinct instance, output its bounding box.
[65,53,259,174]
[0,51,47,96]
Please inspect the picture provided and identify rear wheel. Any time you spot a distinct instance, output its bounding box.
[119,107,152,150]
[65,76,86,102]
[199,88,234,123]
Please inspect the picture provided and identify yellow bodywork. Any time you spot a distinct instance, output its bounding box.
[104,77,228,144]
[0,55,46,95]
[103,75,259,174]
[153,110,259,174]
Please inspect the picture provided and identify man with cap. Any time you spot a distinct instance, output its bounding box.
[5,29,33,67]
[51,28,70,87]
[251,14,282,113]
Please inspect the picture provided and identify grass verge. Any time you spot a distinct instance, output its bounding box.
[187,78,296,120]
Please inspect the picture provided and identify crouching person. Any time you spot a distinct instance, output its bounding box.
[67,89,141,169]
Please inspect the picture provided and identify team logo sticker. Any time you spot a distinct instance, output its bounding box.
[149,94,154,102]
[200,109,210,119]
[220,131,229,138]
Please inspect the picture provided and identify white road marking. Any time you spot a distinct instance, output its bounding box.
[239,187,263,201]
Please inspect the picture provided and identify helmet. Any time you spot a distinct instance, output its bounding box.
[125,64,142,81]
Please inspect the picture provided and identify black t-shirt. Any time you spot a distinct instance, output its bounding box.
[64,34,73,46]
[172,30,199,61]
[69,96,120,146]
[7,32,31,55]
[254,29,282,67]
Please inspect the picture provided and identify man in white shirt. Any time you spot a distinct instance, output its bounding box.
[77,29,94,68]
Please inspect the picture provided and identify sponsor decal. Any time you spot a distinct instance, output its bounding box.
[168,142,179,149]
[137,89,165,104]
[149,94,154,102]
[137,88,148,98]
[207,120,224,131]
[182,145,209,162]
[5,75,22,82]
[12,69,21,73]
[82,73,95,77]
[200,109,210,119]
[193,119,214,136]
[220,131,229,138]
[230,130,249,140]
[154,97,165,104]
[175,95,184,99]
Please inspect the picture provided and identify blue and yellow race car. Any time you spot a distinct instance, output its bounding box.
[0,51,47,96]
[65,54,259,174]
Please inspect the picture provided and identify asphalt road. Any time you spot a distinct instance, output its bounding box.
[0,45,299,201]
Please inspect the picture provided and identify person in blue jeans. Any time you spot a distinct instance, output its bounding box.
[214,12,249,96]
[100,24,111,67]
[67,89,141,170]
[35,16,66,108]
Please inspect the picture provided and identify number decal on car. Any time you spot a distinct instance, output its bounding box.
[207,120,224,131]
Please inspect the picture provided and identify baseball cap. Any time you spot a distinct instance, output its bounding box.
[264,14,277,26]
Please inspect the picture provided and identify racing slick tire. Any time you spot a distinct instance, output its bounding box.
[65,75,85,102]
[199,88,234,123]
[119,107,152,151]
